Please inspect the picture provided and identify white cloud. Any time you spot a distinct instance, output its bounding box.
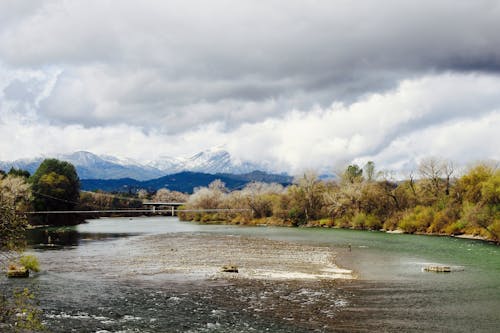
[2,72,498,175]
[224,73,500,173]
[2,0,500,132]
[1,2,500,174]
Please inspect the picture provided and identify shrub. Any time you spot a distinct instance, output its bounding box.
[383,213,402,231]
[288,207,306,226]
[487,220,500,241]
[444,220,467,235]
[318,218,334,227]
[19,255,40,272]
[398,206,435,233]
[351,213,382,230]
[334,216,351,228]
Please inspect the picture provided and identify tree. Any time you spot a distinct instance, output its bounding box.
[0,199,27,254]
[0,174,32,211]
[30,159,80,211]
[137,189,149,200]
[363,161,376,182]
[290,171,325,222]
[343,164,363,184]
[242,182,284,218]
[186,180,227,210]
[418,157,452,200]
[153,188,188,203]
[7,167,30,179]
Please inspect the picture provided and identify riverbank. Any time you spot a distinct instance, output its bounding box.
[178,215,499,245]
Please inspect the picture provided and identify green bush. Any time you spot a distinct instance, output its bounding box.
[19,254,40,272]
[398,206,435,233]
[444,220,467,235]
[288,207,306,226]
[351,213,381,230]
[318,218,334,227]
[334,216,351,228]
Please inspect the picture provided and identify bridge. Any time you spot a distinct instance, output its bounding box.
[25,202,250,216]
[142,202,185,215]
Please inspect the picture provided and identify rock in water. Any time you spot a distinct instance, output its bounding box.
[221,265,239,273]
[424,265,451,273]
[7,265,29,278]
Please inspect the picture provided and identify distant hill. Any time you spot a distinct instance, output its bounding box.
[81,171,293,193]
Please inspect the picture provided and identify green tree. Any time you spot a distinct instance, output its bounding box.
[30,159,80,211]
[343,164,363,184]
[7,167,30,179]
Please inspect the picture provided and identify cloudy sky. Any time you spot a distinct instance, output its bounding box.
[0,0,499,173]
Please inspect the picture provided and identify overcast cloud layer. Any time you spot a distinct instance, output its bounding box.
[0,0,499,174]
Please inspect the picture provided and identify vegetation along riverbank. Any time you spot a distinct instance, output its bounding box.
[178,159,499,243]
[1,157,499,242]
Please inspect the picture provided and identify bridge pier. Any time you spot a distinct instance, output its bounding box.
[142,202,185,216]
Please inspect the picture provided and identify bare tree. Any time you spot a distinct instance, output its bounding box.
[241,182,284,218]
[418,157,455,198]
[153,188,188,203]
[293,171,325,221]
[0,175,32,210]
[443,160,455,196]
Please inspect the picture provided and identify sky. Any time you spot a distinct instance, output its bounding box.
[0,0,499,174]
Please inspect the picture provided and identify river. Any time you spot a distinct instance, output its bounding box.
[2,216,500,332]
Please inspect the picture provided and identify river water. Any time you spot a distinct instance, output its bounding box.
[2,216,500,332]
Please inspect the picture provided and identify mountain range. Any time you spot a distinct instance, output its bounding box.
[0,147,268,181]
[81,171,293,194]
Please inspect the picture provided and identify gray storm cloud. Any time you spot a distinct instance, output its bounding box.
[0,0,499,172]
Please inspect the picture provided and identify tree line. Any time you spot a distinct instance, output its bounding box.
[179,159,500,242]
[1,157,499,241]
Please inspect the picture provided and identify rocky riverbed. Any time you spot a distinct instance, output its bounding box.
[38,233,354,283]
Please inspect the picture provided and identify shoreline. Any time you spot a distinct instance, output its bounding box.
[179,216,500,245]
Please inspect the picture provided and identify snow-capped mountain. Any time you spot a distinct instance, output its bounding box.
[165,146,261,174]
[146,155,185,174]
[0,151,165,180]
[0,148,269,180]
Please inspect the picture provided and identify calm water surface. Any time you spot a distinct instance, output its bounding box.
[2,216,499,332]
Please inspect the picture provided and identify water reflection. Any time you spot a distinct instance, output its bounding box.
[28,227,139,249]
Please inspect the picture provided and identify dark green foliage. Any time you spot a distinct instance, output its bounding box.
[30,158,80,211]
[344,164,363,183]
[288,207,307,226]
[7,167,30,179]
